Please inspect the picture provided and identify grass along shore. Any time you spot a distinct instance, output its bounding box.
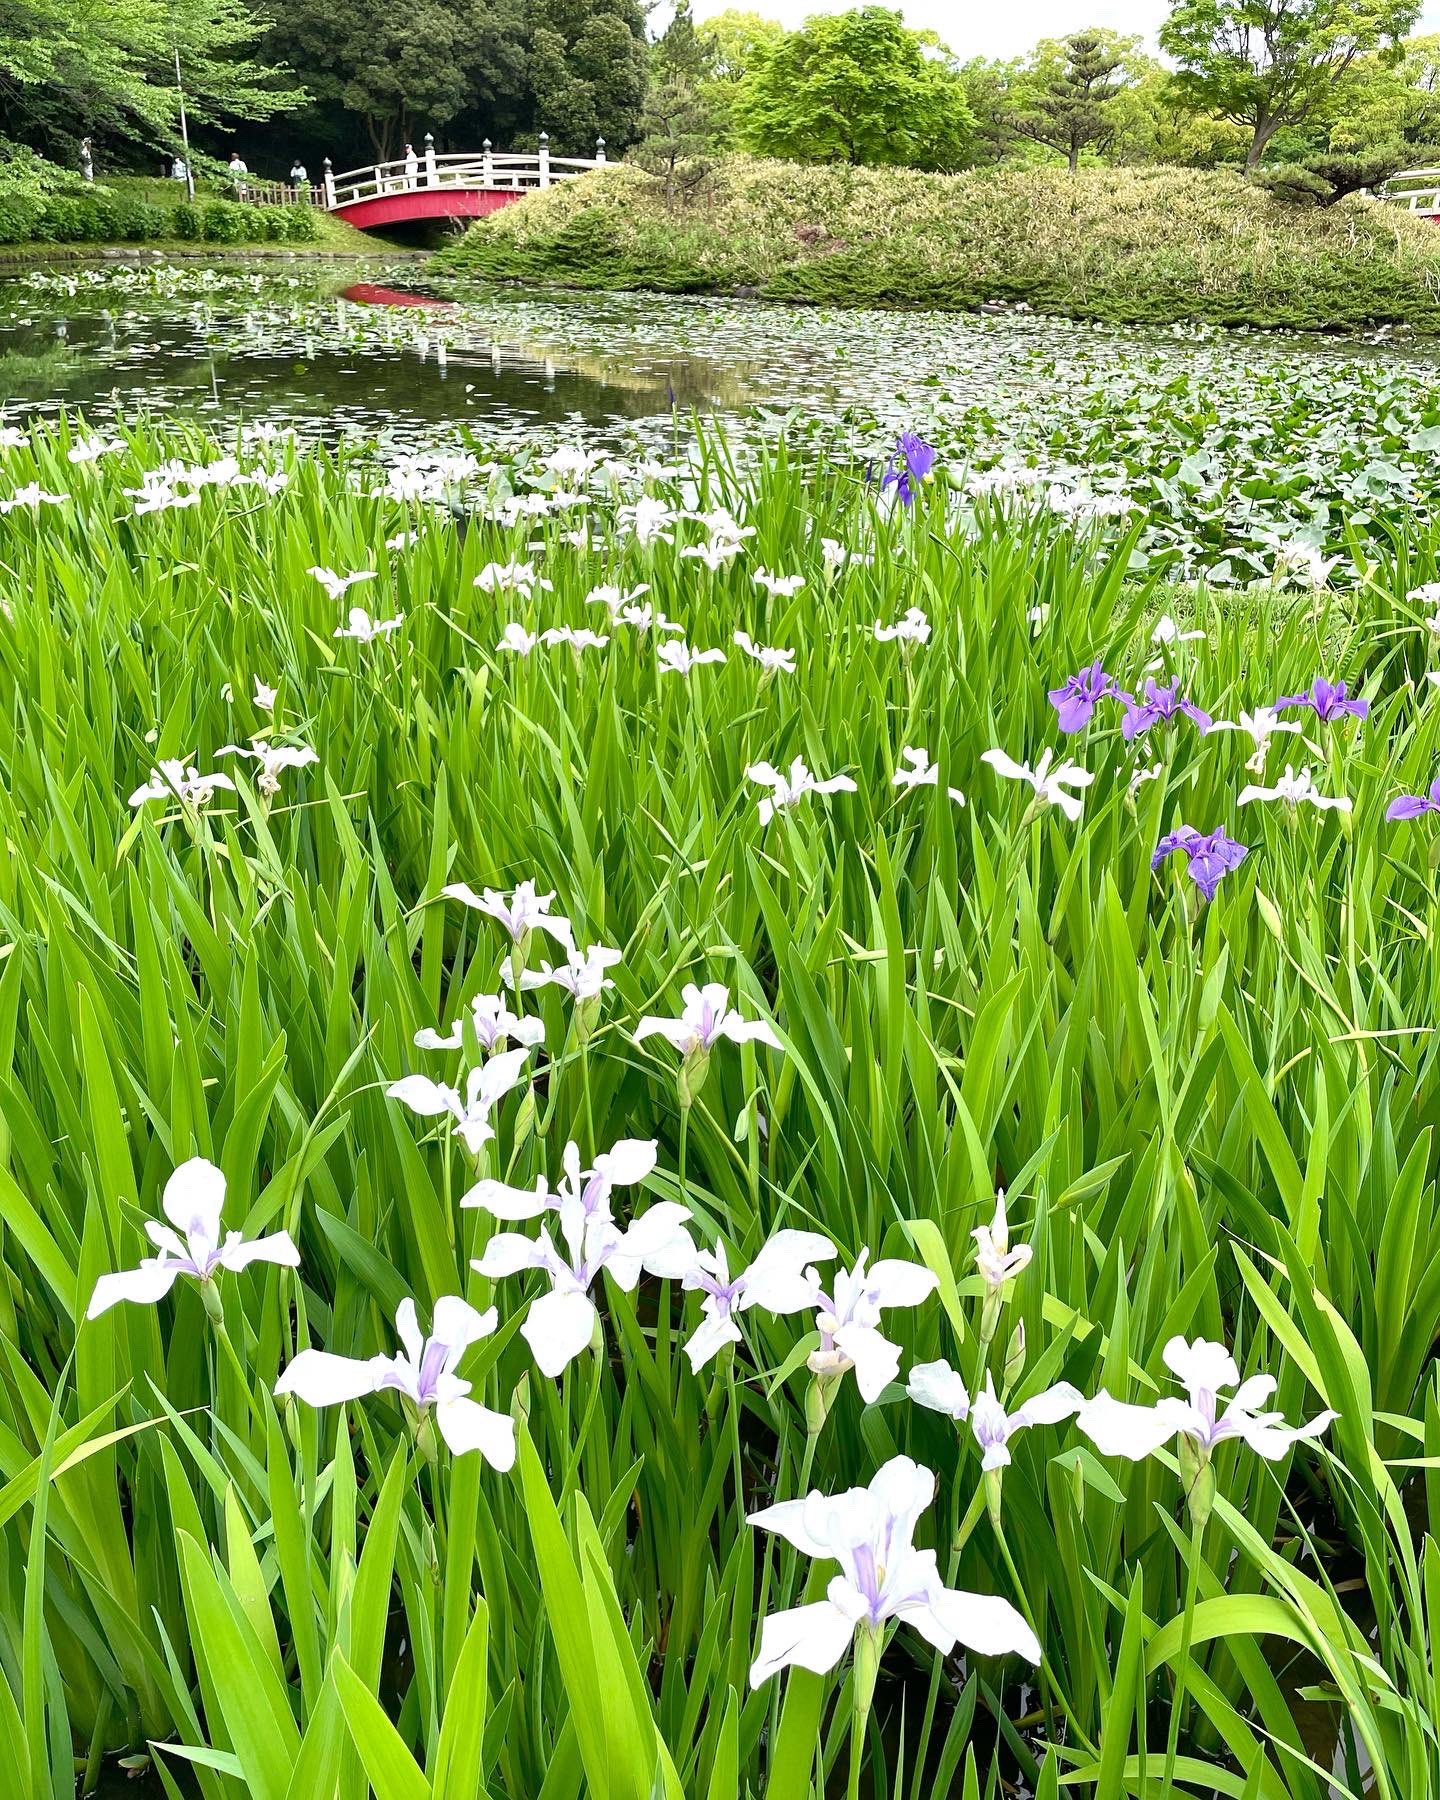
[0,175,378,258]
[434,157,1440,331]
[1,416,1440,1794]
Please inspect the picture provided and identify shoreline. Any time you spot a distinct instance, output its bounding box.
[427,263,1436,338]
[434,158,1440,336]
[0,242,419,273]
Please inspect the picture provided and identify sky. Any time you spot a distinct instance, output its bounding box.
[671,0,1440,62]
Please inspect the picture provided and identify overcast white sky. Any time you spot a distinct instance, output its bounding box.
[667,0,1440,61]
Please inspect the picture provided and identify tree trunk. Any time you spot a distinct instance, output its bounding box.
[1245,117,1278,174]
[1068,144,1079,173]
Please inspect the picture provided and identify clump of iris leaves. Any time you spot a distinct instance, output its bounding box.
[0,410,1435,1800]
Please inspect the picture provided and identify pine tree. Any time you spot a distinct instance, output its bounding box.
[1019,31,1125,171]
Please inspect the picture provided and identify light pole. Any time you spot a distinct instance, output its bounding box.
[172,36,195,201]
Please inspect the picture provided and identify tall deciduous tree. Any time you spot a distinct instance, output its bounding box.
[1160,0,1421,171]
[731,6,973,170]
[1015,30,1128,170]
[522,0,648,154]
[0,0,304,161]
[265,0,524,162]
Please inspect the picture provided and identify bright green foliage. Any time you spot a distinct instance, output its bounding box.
[0,0,305,162]
[1,415,1440,1795]
[731,6,974,171]
[264,0,528,162]
[1161,0,1423,169]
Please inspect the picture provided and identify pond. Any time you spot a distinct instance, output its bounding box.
[6,253,1440,580]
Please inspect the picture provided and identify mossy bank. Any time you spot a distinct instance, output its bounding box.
[432,157,1440,331]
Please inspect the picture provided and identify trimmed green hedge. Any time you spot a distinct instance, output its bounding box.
[0,191,322,247]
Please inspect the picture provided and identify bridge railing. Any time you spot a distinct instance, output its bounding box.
[325,139,608,211]
[1379,167,1440,213]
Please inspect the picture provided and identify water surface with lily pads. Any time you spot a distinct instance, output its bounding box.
[8,255,1440,581]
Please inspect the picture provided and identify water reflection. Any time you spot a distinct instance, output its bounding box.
[0,260,768,443]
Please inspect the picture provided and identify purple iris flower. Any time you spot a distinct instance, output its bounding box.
[1386,778,1440,821]
[1152,825,1248,901]
[881,432,937,507]
[1048,660,1118,733]
[1119,680,1213,742]
[1275,678,1368,723]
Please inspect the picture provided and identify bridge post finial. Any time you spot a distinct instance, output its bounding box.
[595,135,606,165]
[538,130,550,189]
[482,137,493,186]
[423,131,437,187]
[322,156,336,209]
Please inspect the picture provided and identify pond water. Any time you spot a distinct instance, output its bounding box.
[6,253,1440,581]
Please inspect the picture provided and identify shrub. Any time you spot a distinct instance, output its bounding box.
[1257,164,1333,208]
[283,204,321,242]
[201,200,249,243]
[35,196,94,242]
[172,202,203,240]
[109,198,166,241]
[0,196,38,243]
[1261,149,1410,209]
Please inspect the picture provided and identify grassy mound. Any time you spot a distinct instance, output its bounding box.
[433,156,1440,329]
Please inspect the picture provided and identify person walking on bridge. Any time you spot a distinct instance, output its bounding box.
[404,143,419,189]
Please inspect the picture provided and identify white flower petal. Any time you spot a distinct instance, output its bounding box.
[867,1259,939,1310]
[907,1358,971,1421]
[684,1310,743,1372]
[833,1321,901,1403]
[462,1176,551,1219]
[435,1395,516,1469]
[522,1288,598,1378]
[87,1261,184,1318]
[216,1230,301,1273]
[748,1600,856,1686]
[1078,1391,1186,1460]
[161,1156,227,1246]
[386,1076,458,1118]
[1012,1380,1085,1430]
[274,1348,384,1406]
[472,1232,550,1278]
[927,1588,1042,1664]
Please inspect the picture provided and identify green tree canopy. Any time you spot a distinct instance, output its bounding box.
[266,0,525,161]
[731,5,973,170]
[266,0,645,168]
[525,0,648,155]
[1159,0,1422,170]
[0,0,304,163]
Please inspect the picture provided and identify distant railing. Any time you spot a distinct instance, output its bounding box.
[323,135,608,211]
[237,182,326,208]
[1380,167,1440,213]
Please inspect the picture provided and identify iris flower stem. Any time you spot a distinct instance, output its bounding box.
[677,1106,689,1212]
[211,1314,264,1431]
[725,1360,743,1507]
[846,1700,868,1800]
[580,1038,595,1163]
[1159,1510,1204,1800]
[991,1516,1086,1755]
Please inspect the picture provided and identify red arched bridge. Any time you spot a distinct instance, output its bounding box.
[313,138,608,231]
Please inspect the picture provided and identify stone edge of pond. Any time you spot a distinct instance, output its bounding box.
[0,244,424,274]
